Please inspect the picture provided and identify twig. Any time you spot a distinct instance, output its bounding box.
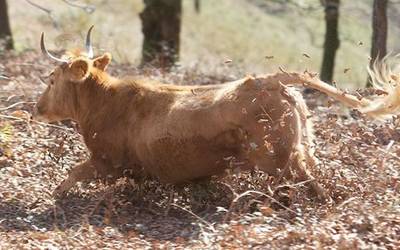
[231,190,298,215]
[61,0,95,13]
[385,140,395,151]
[25,0,59,28]
[279,66,289,75]
[164,188,175,216]
[337,196,359,209]
[171,203,215,232]
[379,139,395,170]
[0,101,35,111]
[223,188,300,224]
[217,181,236,198]
[0,114,75,132]
[0,74,10,80]
[26,0,52,14]
[275,179,315,189]
[275,153,294,184]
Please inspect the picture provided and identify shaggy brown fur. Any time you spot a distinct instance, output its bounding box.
[33,53,383,201]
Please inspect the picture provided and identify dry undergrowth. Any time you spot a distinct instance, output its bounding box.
[0,52,399,249]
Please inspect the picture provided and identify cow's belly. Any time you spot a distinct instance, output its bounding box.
[137,129,244,183]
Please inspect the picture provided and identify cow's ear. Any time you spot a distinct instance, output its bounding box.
[93,53,112,71]
[69,59,90,82]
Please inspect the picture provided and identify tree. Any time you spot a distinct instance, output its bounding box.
[194,0,200,13]
[0,0,13,50]
[320,0,340,84]
[140,0,182,68]
[368,0,388,87]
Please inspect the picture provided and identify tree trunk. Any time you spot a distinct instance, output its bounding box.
[0,0,13,50]
[194,0,200,13]
[320,0,340,84]
[368,0,388,87]
[140,0,182,68]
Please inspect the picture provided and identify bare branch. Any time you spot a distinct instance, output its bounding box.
[61,0,95,13]
[0,114,75,132]
[25,0,59,28]
[0,101,36,111]
[272,0,322,11]
[25,0,51,15]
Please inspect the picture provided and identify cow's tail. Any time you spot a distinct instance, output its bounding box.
[359,56,400,118]
[259,70,370,108]
[260,67,400,119]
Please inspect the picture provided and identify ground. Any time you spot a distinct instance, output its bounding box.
[0,51,399,249]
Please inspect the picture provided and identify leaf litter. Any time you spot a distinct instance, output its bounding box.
[0,51,399,249]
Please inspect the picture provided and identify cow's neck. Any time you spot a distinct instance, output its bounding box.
[73,72,123,133]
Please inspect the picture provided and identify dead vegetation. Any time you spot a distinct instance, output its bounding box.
[0,51,399,249]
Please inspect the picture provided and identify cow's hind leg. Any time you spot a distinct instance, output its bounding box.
[292,90,331,201]
[286,144,330,201]
[246,88,329,201]
[276,103,329,201]
[247,132,329,201]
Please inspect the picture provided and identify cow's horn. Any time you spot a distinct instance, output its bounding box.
[85,25,94,59]
[40,33,68,63]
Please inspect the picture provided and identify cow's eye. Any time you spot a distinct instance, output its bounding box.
[50,79,54,85]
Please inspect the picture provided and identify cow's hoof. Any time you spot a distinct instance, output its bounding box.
[311,182,332,203]
[52,183,69,198]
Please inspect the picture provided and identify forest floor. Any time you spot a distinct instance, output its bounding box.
[0,52,399,249]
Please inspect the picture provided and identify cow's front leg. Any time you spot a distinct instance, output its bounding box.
[53,160,96,197]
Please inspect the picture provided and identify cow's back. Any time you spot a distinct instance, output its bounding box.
[131,76,303,183]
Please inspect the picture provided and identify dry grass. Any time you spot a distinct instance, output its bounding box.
[0,51,399,248]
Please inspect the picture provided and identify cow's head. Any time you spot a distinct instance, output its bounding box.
[33,26,112,122]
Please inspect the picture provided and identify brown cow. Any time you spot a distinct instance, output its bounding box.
[33,27,388,200]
